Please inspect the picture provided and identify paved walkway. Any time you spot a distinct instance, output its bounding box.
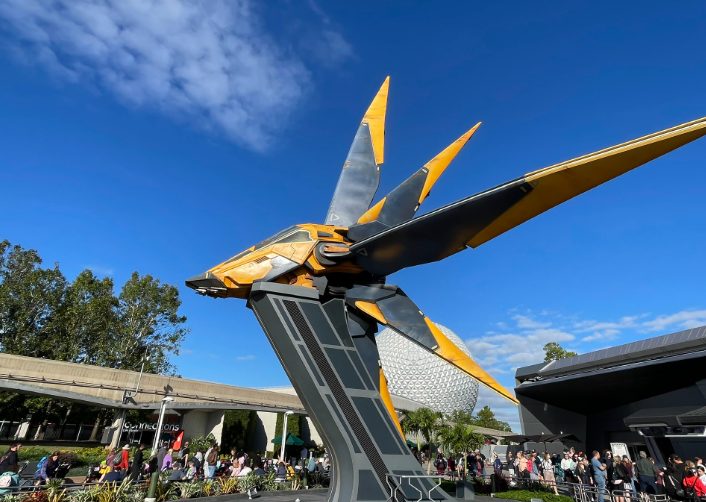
[189,487,499,501]
[191,488,329,502]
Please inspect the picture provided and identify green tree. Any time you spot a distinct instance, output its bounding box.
[401,408,443,473]
[437,421,484,475]
[543,342,578,362]
[470,405,512,432]
[58,269,119,365]
[0,241,189,435]
[112,272,188,373]
[0,240,67,358]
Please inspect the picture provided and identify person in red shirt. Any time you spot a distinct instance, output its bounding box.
[117,445,130,471]
[683,468,706,498]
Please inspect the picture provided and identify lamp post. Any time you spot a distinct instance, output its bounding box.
[117,352,151,447]
[146,396,174,502]
[280,410,294,462]
[151,396,174,456]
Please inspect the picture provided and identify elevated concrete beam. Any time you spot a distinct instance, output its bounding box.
[0,353,306,413]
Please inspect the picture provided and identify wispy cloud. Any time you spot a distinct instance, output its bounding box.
[85,264,114,277]
[641,310,706,333]
[235,354,256,362]
[467,307,706,430]
[0,0,351,150]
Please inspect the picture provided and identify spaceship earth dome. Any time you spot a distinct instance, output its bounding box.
[377,323,479,414]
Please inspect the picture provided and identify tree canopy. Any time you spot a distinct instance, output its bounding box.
[543,341,578,362]
[0,240,188,374]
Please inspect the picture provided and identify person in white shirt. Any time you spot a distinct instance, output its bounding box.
[561,452,578,483]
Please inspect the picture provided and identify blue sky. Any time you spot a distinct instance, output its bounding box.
[3,1,706,430]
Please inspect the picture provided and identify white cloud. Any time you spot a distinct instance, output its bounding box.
[641,310,706,333]
[464,307,706,422]
[513,314,551,330]
[85,264,114,276]
[236,354,256,362]
[0,0,351,150]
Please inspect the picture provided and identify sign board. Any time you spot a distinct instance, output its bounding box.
[123,422,181,432]
[610,442,631,461]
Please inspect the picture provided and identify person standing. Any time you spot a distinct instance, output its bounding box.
[665,455,686,500]
[129,444,145,481]
[542,453,558,495]
[592,451,608,502]
[118,445,130,472]
[204,443,218,479]
[636,451,658,494]
[0,443,21,474]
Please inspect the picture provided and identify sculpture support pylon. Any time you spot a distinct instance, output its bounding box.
[249,283,448,502]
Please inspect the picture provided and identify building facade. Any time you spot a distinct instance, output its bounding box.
[515,326,706,463]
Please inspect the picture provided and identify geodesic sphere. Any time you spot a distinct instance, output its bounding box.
[377,323,479,414]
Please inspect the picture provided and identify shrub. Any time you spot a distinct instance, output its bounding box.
[175,482,203,499]
[493,489,573,502]
[216,477,238,495]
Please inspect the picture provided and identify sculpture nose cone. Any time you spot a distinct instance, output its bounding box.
[185,272,227,296]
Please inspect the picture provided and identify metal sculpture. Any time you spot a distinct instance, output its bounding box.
[187,77,706,502]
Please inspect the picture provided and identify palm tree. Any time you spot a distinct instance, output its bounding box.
[438,413,485,478]
[404,408,443,473]
[401,411,421,449]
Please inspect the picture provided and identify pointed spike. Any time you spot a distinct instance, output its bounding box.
[469,115,706,247]
[362,76,390,166]
[325,77,390,226]
[419,121,481,205]
[356,197,387,224]
[351,122,481,231]
[423,317,519,404]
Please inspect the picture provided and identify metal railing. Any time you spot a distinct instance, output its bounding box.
[385,474,443,502]
[447,472,674,502]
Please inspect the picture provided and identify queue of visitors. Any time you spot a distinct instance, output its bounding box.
[409,444,706,502]
[503,448,706,501]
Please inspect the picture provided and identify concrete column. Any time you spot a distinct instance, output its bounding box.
[206,411,225,443]
[258,412,279,455]
[305,417,324,448]
[109,411,126,449]
[15,421,30,440]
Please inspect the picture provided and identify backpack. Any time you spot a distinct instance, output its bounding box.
[683,476,698,501]
[35,456,48,473]
[665,472,686,499]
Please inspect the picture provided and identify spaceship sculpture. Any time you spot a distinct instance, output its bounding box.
[187,78,706,502]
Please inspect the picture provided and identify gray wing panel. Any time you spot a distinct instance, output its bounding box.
[325,124,380,226]
[348,169,427,241]
[350,178,532,276]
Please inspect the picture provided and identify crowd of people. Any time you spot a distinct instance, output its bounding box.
[91,441,331,485]
[0,441,331,490]
[506,448,706,501]
[412,445,706,501]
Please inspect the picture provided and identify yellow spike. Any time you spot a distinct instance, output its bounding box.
[362,76,390,166]
[379,368,404,438]
[469,116,706,248]
[419,122,481,204]
[357,197,387,224]
[424,317,519,405]
[354,300,388,324]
